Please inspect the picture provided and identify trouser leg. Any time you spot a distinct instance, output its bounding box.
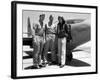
[38,41,44,64]
[54,37,58,63]
[58,39,62,64]
[42,40,50,62]
[61,38,66,65]
[32,41,40,66]
[50,39,56,62]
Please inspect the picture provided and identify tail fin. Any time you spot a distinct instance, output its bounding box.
[27,17,31,37]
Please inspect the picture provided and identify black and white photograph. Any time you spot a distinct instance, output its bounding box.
[11,1,97,79]
[23,10,91,69]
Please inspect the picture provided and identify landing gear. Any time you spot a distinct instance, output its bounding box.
[65,50,73,64]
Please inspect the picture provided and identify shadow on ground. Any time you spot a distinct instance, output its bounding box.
[24,58,91,70]
[66,58,91,67]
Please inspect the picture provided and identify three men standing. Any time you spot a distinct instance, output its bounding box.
[30,14,72,69]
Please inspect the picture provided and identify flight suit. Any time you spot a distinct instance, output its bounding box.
[57,23,68,66]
